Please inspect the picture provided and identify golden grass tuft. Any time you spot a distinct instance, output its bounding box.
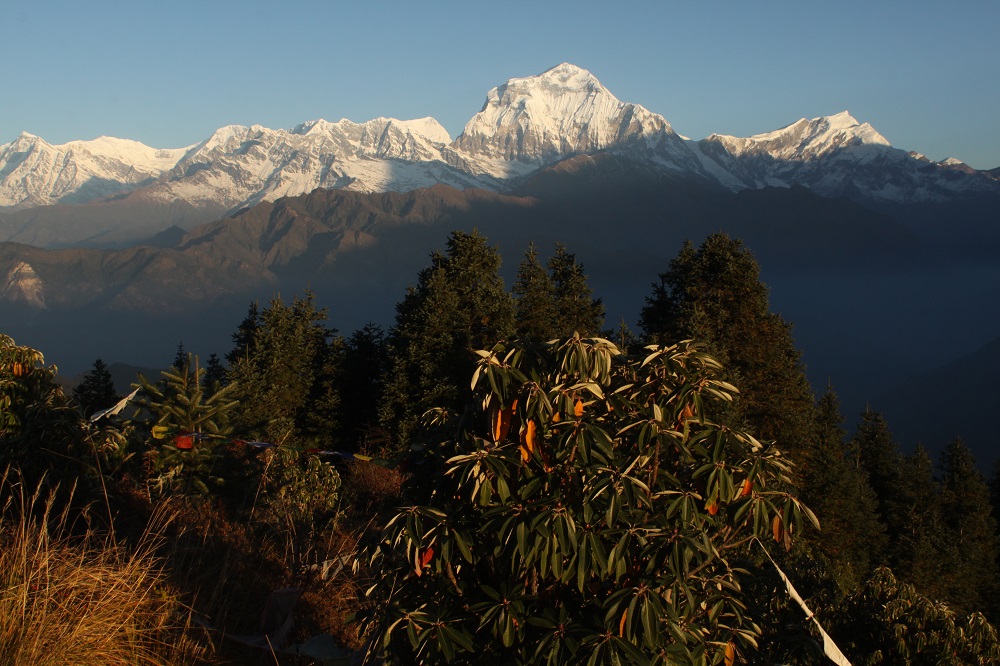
[0,472,204,666]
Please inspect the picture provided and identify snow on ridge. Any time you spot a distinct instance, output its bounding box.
[62,136,191,172]
[290,117,450,145]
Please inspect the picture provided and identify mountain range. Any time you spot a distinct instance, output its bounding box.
[1,63,998,463]
[2,63,997,248]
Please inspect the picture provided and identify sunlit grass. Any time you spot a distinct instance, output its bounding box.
[0,471,205,666]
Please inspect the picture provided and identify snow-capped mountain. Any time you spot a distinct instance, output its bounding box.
[453,62,674,162]
[145,117,490,211]
[691,111,993,202]
[1,63,997,241]
[0,133,189,208]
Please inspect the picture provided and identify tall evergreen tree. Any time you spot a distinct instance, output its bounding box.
[202,353,227,394]
[889,445,946,595]
[225,301,260,366]
[227,292,344,449]
[72,358,119,416]
[937,438,998,615]
[548,243,604,337]
[172,342,188,371]
[850,408,901,532]
[340,323,390,449]
[381,230,515,448]
[137,354,238,497]
[638,234,815,459]
[512,243,558,342]
[800,388,885,590]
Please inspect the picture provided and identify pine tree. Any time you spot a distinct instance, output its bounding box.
[800,388,886,590]
[225,301,260,366]
[937,438,998,615]
[340,323,390,449]
[227,292,344,449]
[638,234,815,458]
[888,445,945,595]
[512,243,558,342]
[381,230,515,448]
[202,353,226,394]
[72,358,119,417]
[136,354,238,497]
[850,409,901,532]
[548,243,604,337]
[172,342,188,371]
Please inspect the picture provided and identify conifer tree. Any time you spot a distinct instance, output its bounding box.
[888,445,945,595]
[72,358,119,417]
[136,354,238,497]
[639,234,815,459]
[172,342,188,371]
[512,243,557,342]
[800,388,885,590]
[202,353,226,394]
[340,323,390,448]
[381,230,514,448]
[227,292,344,449]
[548,243,604,337]
[850,409,901,532]
[225,301,260,366]
[937,438,998,615]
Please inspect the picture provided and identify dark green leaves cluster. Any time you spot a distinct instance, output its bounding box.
[357,335,816,665]
[1,334,117,492]
[830,567,1000,665]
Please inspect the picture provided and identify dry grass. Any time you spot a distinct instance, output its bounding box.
[0,457,381,666]
[0,472,207,666]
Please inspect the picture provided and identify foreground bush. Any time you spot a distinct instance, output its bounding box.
[356,335,816,665]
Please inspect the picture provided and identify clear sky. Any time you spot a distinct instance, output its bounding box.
[2,0,998,169]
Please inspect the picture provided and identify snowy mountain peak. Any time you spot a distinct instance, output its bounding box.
[749,111,889,151]
[704,110,891,163]
[519,62,610,97]
[7,131,44,152]
[453,63,672,163]
[394,117,451,145]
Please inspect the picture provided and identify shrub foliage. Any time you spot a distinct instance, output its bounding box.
[357,335,816,664]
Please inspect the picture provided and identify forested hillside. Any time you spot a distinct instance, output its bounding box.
[3,230,999,664]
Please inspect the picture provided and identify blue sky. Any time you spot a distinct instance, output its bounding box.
[2,0,998,169]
